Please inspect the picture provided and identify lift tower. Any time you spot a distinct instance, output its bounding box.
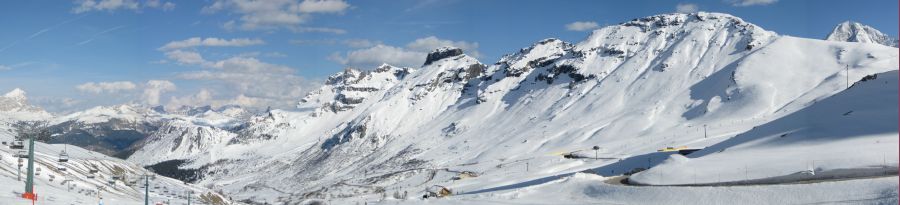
[22,132,38,201]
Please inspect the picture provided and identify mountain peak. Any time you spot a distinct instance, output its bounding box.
[3,88,27,101]
[424,47,465,66]
[826,21,897,47]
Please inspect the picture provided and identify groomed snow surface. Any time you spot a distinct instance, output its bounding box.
[387,173,898,205]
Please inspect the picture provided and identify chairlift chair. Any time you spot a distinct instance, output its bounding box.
[58,151,69,162]
[10,140,24,149]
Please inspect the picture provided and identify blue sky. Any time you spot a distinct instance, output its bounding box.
[0,0,896,112]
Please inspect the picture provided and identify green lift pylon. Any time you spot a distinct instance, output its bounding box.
[22,133,37,201]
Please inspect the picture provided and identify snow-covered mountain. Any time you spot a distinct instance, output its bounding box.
[299,64,414,115]
[826,21,898,47]
[23,102,253,159]
[45,104,164,158]
[122,12,898,204]
[0,88,53,122]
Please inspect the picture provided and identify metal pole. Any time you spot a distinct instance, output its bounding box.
[145,175,149,205]
[703,124,708,138]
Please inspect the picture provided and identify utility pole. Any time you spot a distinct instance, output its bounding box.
[17,158,22,181]
[703,124,708,138]
[187,190,193,205]
[145,174,150,205]
[846,65,850,89]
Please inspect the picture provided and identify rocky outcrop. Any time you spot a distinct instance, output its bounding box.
[424,47,465,66]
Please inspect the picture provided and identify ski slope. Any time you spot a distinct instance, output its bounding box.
[0,124,234,205]
[630,70,900,185]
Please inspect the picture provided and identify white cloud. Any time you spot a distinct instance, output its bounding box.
[167,89,289,110]
[167,89,214,109]
[31,97,83,113]
[330,45,425,68]
[565,21,600,31]
[160,37,265,50]
[297,0,350,13]
[331,36,481,68]
[406,36,480,57]
[203,0,350,31]
[676,3,699,13]
[146,0,176,11]
[142,80,176,105]
[76,81,137,94]
[289,26,347,34]
[0,65,10,71]
[71,0,175,13]
[165,50,209,66]
[729,0,778,6]
[161,47,318,109]
[162,2,176,11]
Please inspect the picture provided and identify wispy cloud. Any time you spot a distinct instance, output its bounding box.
[330,36,480,68]
[76,81,138,94]
[159,37,265,50]
[203,0,351,32]
[0,62,53,71]
[676,3,699,13]
[76,25,126,46]
[29,14,89,40]
[71,0,176,13]
[565,21,600,31]
[728,0,778,6]
[0,15,89,53]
